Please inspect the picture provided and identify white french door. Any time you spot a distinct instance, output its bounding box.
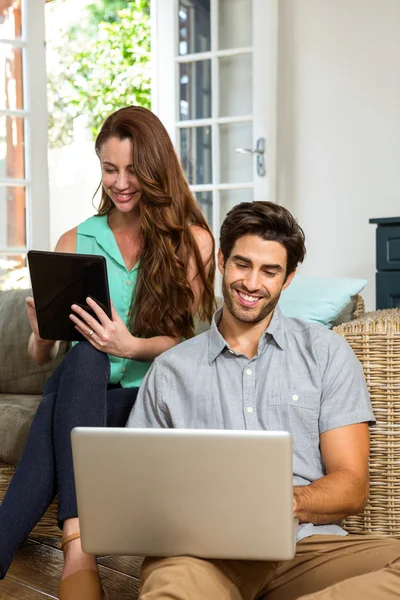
[0,0,49,288]
[153,0,277,247]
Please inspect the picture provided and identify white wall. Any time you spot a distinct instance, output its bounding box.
[277,0,400,310]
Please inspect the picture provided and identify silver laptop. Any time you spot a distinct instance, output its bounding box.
[71,428,298,561]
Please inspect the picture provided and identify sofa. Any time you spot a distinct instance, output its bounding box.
[0,288,399,540]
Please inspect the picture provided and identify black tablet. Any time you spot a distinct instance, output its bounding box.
[27,250,112,341]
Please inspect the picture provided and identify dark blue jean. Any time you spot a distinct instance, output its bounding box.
[0,342,138,578]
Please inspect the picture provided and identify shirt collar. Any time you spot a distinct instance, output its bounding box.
[208,304,286,364]
[79,215,139,274]
[264,304,286,351]
[208,309,227,364]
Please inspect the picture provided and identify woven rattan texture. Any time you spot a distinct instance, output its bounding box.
[353,295,365,320]
[335,308,400,537]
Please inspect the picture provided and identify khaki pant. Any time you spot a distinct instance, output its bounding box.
[139,534,400,599]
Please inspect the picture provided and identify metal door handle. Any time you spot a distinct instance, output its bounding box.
[235,137,266,177]
[235,147,264,155]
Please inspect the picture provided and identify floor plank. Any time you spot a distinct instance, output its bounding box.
[4,541,62,597]
[29,537,60,550]
[32,536,143,579]
[0,540,140,599]
[97,555,143,580]
[100,565,140,599]
[0,577,56,599]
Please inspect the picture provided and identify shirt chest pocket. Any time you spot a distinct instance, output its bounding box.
[267,389,320,451]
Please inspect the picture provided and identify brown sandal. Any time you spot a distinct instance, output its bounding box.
[58,532,107,600]
[58,531,82,550]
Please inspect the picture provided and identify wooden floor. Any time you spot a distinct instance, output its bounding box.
[0,536,143,599]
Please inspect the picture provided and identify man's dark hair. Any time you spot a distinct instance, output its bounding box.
[219,201,306,276]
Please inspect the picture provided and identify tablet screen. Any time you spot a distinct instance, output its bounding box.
[28,250,111,341]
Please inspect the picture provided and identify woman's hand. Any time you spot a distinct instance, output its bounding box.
[26,296,41,339]
[69,297,138,359]
[26,296,54,347]
[26,296,58,364]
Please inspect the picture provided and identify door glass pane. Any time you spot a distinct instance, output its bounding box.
[0,115,25,179]
[0,0,22,40]
[0,185,26,247]
[219,54,252,117]
[180,126,212,185]
[195,190,213,228]
[179,0,211,56]
[0,46,24,110]
[220,188,253,230]
[180,60,211,121]
[220,122,253,184]
[219,0,252,50]
[0,253,27,290]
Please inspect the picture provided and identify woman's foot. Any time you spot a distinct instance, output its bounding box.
[61,535,98,581]
[60,518,98,581]
[59,518,106,599]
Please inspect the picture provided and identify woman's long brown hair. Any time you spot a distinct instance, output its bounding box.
[95,106,215,339]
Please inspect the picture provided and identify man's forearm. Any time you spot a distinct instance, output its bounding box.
[293,469,369,525]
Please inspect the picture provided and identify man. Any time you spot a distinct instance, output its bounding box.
[127,201,400,599]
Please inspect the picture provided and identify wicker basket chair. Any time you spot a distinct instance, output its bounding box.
[335,308,400,537]
[353,295,365,321]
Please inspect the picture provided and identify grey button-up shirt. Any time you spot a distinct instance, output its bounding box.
[127,306,375,542]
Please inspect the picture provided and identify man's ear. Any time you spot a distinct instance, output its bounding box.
[282,269,296,291]
[217,249,225,275]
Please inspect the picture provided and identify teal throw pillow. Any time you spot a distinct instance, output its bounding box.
[278,276,367,328]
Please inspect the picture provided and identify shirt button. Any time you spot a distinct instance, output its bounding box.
[246,368,252,375]
[126,280,131,286]
[121,367,126,373]
[247,407,254,413]
[292,394,299,401]
[126,311,129,316]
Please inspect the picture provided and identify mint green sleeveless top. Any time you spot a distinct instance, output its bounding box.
[76,214,151,388]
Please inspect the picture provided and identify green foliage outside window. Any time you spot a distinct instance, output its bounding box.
[47,0,151,148]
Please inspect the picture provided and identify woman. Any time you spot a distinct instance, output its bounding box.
[0,106,215,599]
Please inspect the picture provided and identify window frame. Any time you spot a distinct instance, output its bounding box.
[0,0,50,257]
[152,0,278,242]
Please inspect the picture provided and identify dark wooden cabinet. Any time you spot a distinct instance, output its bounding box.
[370,217,400,309]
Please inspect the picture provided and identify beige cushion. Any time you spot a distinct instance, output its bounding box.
[0,289,70,464]
[0,394,41,464]
[0,289,69,394]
